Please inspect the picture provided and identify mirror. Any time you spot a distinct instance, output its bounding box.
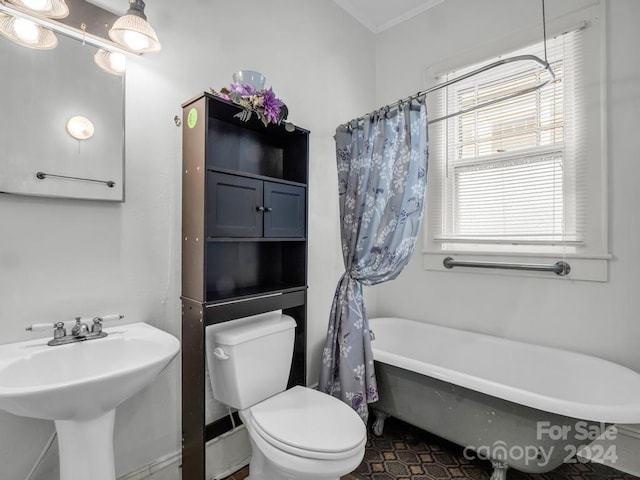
[0,23,125,201]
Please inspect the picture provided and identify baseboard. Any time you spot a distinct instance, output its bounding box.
[118,450,181,480]
[211,457,250,480]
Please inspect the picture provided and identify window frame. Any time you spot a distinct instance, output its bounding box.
[422,4,610,282]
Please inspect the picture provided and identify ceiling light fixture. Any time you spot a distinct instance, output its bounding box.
[6,0,69,19]
[94,48,126,76]
[108,0,160,54]
[0,12,57,49]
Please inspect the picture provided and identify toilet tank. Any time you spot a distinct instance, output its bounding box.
[206,311,296,410]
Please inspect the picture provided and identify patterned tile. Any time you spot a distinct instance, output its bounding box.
[353,417,639,480]
[219,417,636,480]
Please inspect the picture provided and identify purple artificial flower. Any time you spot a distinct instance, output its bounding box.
[262,87,283,123]
[228,82,256,96]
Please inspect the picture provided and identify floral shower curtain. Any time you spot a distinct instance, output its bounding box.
[319,97,429,421]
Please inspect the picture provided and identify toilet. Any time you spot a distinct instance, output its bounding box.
[206,312,366,480]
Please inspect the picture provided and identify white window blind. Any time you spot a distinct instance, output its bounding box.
[432,30,583,249]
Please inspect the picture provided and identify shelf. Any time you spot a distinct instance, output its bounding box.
[182,92,309,138]
[207,167,307,188]
[205,284,307,305]
[203,287,307,326]
[205,114,308,184]
[206,237,306,243]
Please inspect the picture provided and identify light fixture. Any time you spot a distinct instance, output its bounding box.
[108,0,160,53]
[6,0,69,19]
[94,48,126,76]
[0,12,57,49]
[66,116,95,140]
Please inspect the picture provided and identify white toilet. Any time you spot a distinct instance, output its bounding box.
[206,312,366,480]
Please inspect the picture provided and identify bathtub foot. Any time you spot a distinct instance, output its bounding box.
[490,461,509,480]
[371,410,389,437]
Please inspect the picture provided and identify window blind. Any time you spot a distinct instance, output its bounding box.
[433,30,583,247]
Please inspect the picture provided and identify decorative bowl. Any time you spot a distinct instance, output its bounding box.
[232,70,265,90]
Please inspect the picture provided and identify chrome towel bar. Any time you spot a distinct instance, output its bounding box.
[443,257,570,276]
[36,171,115,188]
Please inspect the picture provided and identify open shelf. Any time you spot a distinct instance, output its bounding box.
[207,117,308,184]
[205,241,306,303]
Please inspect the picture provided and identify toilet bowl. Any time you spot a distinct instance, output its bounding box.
[206,312,366,480]
[240,387,366,480]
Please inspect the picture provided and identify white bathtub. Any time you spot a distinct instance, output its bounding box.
[369,317,640,477]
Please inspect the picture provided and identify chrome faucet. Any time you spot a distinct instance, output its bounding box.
[26,314,124,346]
[71,317,90,337]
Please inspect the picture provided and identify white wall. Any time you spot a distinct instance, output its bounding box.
[373,0,640,372]
[0,1,375,478]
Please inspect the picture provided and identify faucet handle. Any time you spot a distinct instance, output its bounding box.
[26,322,67,338]
[90,314,124,333]
[98,314,125,323]
[26,322,57,332]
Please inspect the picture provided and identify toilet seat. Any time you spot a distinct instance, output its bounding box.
[248,386,367,460]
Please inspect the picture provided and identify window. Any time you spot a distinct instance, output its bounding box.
[424,17,609,281]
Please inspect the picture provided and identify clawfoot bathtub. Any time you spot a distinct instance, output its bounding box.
[368,317,640,478]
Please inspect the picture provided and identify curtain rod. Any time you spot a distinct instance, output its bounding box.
[342,0,556,128]
[342,54,556,128]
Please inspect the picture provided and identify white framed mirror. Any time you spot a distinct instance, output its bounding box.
[0,2,126,201]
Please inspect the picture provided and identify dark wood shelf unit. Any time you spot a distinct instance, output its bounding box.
[181,92,309,480]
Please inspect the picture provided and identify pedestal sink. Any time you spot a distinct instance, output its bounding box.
[0,322,180,480]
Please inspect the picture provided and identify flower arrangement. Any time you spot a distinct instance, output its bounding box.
[211,83,289,127]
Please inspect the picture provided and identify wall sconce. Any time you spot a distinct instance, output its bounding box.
[6,0,68,19]
[94,48,126,76]
[108,0,160,54]
[0,12,57,49]
[66,116,95,140]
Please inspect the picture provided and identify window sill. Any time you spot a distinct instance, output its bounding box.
[422,250,611,282]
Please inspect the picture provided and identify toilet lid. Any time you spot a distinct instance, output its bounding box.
[249,386,366,458]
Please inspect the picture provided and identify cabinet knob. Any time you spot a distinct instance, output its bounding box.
[265,207,273,212]
[256,206,265,212]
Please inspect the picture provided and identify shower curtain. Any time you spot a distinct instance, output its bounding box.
[319,97,429,421]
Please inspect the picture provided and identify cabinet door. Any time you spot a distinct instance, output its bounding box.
[263,182,306,238]
[207,172,263,237]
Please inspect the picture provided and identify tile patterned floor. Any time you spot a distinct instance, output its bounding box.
[223,417,639,480]
[353,417,639,480]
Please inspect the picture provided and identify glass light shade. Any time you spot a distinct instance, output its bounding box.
[6,0,69,19]
[108,11,160,53]
[0,13,58,50]
[94,49,126,76]
[66,116,95,140]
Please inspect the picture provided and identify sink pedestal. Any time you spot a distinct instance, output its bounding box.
[56,410,116,480]
[0,323,180,480]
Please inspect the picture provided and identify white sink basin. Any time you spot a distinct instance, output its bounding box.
[0,322,179,420]
[0,322,180,480]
